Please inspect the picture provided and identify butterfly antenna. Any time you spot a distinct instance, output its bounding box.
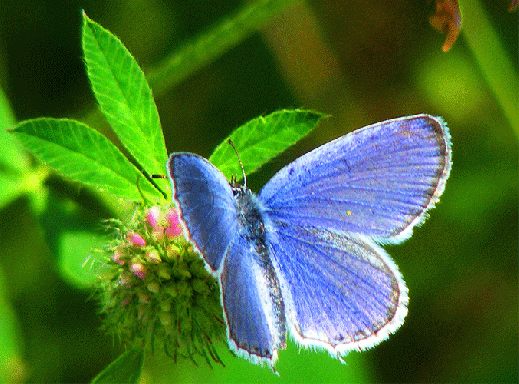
[227,139,246,188]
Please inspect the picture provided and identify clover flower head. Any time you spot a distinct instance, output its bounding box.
[97,204,225,367]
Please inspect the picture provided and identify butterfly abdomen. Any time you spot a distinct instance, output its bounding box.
[233,188,287,349]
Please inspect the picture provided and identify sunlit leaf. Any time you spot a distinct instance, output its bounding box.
[10,118,162,201]
[209,109,326,180]
[82,12,167,179]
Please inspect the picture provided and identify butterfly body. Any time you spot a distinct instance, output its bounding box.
[226,187,286,360]
[167,114,452,367]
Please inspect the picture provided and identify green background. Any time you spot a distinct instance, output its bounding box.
[0,0,517,382]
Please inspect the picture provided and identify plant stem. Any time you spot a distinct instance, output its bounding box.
[146,0,300,98]
[460,0,519,136]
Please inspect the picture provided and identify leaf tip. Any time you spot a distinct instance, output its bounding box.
[81,10,95,29]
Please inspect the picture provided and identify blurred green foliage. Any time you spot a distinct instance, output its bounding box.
[0,0,517,382]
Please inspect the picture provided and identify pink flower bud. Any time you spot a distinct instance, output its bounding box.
[127,232,146,247]
[165,209,182,238]
[130,262,147,279]
[112,251,125,265]
[146,206,161,229]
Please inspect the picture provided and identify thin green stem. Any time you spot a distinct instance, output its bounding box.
[460,0,519,136]
[0,86,16,129]
[146,0,299,98]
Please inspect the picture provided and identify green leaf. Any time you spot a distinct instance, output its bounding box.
[10,118,162,201]
[91,349,144,384]
[82,12,167,178]
[209,109,327,180]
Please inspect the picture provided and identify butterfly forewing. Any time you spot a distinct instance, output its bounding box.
[259,115,452,243]
[167,154,238,271]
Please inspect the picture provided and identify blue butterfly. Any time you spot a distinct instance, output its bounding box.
[166,114,452,367]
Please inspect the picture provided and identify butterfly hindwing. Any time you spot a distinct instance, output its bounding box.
[259,115,452,243]
[221,234,286,365]
[265,223,408,353]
